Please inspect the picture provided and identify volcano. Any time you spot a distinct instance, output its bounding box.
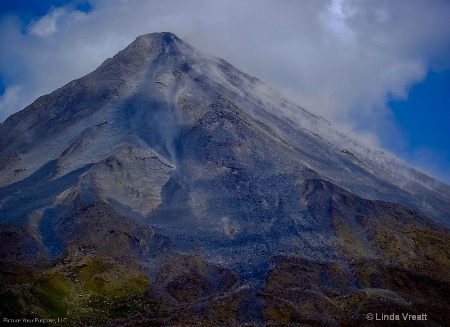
[1,32,449,326]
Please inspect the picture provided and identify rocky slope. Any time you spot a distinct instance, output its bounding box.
[1,32,450,326]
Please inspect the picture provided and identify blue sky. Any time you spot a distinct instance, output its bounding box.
[0,0,91,19]
[388,70,450,182]
[0,0,449,183]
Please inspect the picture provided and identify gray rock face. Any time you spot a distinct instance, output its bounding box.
[1,32,450,325]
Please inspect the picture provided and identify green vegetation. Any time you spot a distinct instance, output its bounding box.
[0,254,157,326]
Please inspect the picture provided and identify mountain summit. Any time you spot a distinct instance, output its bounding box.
[1,32,450,325]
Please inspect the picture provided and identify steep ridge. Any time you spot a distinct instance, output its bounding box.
[1,32,450,325]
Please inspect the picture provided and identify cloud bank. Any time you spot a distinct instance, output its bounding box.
[1,0,450,181]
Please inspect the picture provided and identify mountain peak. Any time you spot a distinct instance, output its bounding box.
[127,32,180,50]
[124,31,183,55]
[135,31,180,43]
[93,32,186,77]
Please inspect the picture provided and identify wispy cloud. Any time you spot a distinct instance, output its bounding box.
[0,85,23,119]
[28,8,65,36]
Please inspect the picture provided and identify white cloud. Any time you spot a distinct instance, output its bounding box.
[0,0,449,180]
[29,8,64,36]
[0,85,23,120]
